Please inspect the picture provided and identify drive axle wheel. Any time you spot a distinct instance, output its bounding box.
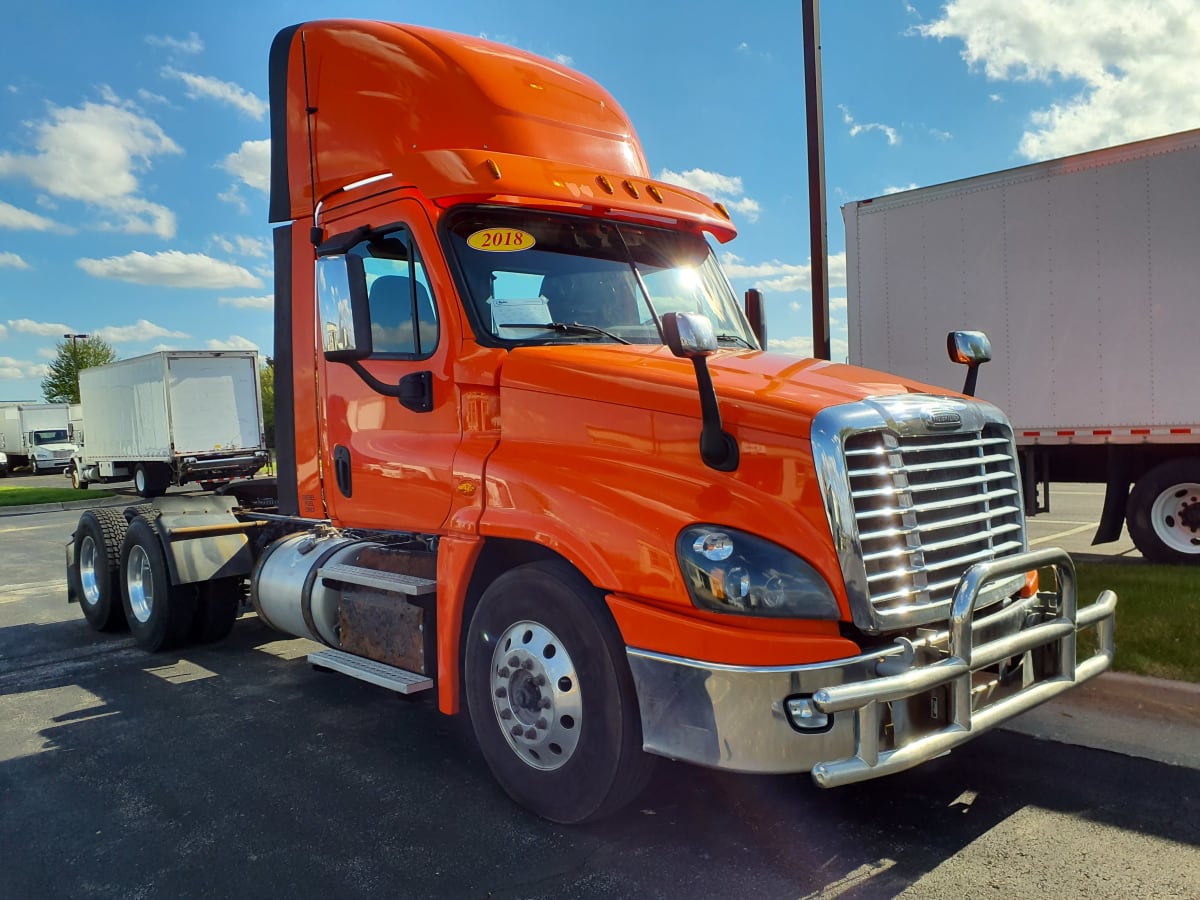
[120,515,197,651]
[1127,459,1200,563]
[464,560,653,824]
[72,508,128,632]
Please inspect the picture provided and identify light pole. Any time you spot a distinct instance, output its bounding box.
[63,333,89,402]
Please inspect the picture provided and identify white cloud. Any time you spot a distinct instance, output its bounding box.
[206,334,259,351]
[212,234,269,257]
[94,319,189,343]
[162,67,267,120]
[720,251,847,294]
[0,355,50,380]
[0,201,58,231]
[0,96,180,238]
[839,105,899,145]
[553,54,575,67]
[765,334,849,363]
[218,294,273,310]
[76,250,263,289]
[146,33,204,54]
[0,252,29,269]
[657,167,762,223]
[883,183,919,195]
[36,347,58,359]
[222,139,270,196]
[920,0,1200,159]
[0,323,6,339]
[7,318,75,336]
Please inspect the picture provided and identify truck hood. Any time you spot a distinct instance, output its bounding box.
[32,442,76,454]
[501,345,947,438]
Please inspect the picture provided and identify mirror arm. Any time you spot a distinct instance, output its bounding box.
[691,359,739,472]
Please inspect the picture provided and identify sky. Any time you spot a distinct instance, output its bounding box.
[2,0,1198,401]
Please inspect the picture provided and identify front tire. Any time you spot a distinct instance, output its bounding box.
[1127,459,1200,563]
[70,465,88,490]
[72,509,128,632]
[464,560,653,824]
[120,515,198,651]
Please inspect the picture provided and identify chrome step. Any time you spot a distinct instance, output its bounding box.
[308,648,433,694]
[317,563,437,597]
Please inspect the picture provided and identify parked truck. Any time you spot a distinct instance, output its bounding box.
[69,350,268,496]
[844,129,1200,564]
[65,20,1116,824]
[0,401,74,474]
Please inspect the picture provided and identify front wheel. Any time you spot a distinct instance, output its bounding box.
[464,560,654,824]
[1127,459,1200,564]
[70,465,88,490]
[120,515,198,651]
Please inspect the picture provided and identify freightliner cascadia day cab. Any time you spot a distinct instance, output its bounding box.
[65,20,1117,824]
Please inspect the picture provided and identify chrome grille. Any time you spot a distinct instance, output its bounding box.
[843,425,1025,617]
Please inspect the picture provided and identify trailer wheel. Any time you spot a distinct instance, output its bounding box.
[191,577,242,643]
[134,464,169,499]
[120,515,198,651]
[72,509,129,632]
[1127,459,1200,564]
[463,560,653,824]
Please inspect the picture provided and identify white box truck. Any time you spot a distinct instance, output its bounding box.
[0,402,74,474]
[844,128,1200,563]
[71,350,268,496]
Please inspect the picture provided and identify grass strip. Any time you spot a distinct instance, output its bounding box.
[0,485,116,507]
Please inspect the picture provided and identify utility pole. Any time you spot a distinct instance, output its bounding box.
[802,0,831,360]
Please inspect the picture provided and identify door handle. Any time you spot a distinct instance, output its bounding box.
[334,444,352,498]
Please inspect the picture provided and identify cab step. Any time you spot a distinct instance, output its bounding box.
[308,648,433,694]
[317,563,437,597]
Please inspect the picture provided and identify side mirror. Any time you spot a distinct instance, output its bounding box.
[317,254,372,362]
[662,312,738,472]
[744,288,767,349]
[947,330,991,397]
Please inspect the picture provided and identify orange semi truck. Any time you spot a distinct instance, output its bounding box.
[66,20,1117,823]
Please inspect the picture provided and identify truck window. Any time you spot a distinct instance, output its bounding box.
[32,429,68,445]
[445,208,756,348]
[352,231,439,358]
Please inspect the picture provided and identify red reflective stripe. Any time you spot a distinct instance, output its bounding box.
[1132,428,1151,435]
[1170,428,1192,434]
[1057,430,1075,436]
[1093,429,1112,435]
[1022,431,1040,437]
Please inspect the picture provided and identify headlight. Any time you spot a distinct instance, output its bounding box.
[677,525,840,619]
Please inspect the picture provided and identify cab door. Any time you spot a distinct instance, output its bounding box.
[316,201,460,533]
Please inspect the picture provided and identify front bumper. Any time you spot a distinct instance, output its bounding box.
[627,548,1116,787]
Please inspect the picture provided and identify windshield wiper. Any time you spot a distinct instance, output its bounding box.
[500,322,632,345]
[715,333,754,348]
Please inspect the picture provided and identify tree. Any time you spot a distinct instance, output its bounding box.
[41,336,118,403]
[260,356,275,448]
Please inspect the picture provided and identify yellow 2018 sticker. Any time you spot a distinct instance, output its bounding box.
[467,228,535,252]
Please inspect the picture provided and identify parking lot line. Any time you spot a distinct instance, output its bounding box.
[1029,524,1095,546]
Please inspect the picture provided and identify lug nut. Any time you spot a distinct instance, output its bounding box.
[539,698,551,709]
[508,655,519,668]
[500,709,512,720]
[524,727,537,739]
[521,659,534,670]
[536,718,548,730]
[511,725,523,737]
[533,674,546,686]
[496,667,510,678]
[495,687,507,698]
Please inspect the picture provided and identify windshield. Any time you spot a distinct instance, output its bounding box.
[32,429,68,445]
[445,207,757,348]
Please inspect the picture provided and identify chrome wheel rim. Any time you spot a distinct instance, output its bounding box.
[489,620,582,771]
[79,536,100,607]
[134,468,146,494]
[126,544,154,623]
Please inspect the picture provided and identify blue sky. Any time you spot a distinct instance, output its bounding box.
[2,0,1198,400]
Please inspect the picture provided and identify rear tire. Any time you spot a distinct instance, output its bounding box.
[134,464,169,499]
[464,560,654,824]
[1127,459,1200,564]
[72,509,128,632]
[120,515,198,651]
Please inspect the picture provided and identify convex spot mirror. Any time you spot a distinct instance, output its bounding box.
[662,311,718,359]
[947,330,992,365]
[317,254,372,362]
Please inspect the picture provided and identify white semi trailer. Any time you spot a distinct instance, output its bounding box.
[71,350,268,496]
[844,128,1200,563]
